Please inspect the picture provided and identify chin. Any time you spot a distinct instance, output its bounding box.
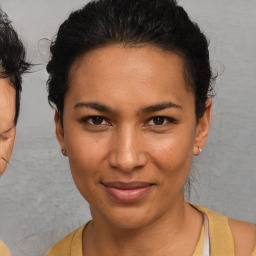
[108,215,154,230]
[91,204,157,230]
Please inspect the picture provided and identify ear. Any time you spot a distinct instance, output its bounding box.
[54,110,67,156]
[193,98,212,156]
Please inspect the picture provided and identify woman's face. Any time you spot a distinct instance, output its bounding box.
[55,45,211,229]
[0,78,16,176]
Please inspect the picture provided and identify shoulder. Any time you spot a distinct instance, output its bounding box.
[0,240,11,256]
[47,224,86,256]
[228,218,256,256]
[193,204,256,255]
[47,229,77,256]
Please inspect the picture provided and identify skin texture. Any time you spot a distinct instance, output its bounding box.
[0,78,16,176]
[55,45,212,255]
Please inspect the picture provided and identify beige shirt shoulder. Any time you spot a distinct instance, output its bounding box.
[0,240,11,256]
[47,206,256,256]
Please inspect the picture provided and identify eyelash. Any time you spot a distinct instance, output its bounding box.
[79,115,177,128]
[146,116,178,127]
[0,135,9,141]
[79,116,111,126]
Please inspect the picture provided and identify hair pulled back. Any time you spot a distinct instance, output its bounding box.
[47,0,214,121]
[0,9,30,124]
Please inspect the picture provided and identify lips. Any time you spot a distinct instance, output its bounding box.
[102,182,154,203]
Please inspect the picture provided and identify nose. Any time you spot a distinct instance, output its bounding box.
[108,126,147,172]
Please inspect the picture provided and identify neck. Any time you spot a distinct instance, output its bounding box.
[83,200,203,256]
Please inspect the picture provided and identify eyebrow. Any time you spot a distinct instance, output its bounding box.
[74,101,182,115]
[140,102,183,114]
[74,102,116,114]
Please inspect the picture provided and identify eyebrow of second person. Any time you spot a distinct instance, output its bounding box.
[74,101,183,115]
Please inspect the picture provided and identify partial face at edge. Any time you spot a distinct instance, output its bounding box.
[55,45,211,229]
[0,78,16,176]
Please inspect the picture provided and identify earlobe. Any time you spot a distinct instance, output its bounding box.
[54,110,66,156]
[193,98,212,156]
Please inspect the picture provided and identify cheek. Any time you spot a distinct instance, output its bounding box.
[67,144,100,202]
[147,131,195,170]
[0,136,15,158]
[148,137,194,198]
[65,131,109,188]
[0,161,7,175]
[146,132,195,197]
[0,137,15,175]
[67,132,109,162]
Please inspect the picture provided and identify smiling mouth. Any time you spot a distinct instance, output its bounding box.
[102,182,154,203]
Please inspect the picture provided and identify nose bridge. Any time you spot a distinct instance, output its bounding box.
[109,124,146,172]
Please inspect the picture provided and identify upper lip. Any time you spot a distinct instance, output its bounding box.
[102,182,154,189]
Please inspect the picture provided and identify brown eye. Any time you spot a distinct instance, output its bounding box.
[152,117,165,125]
[79,116,111,128]
[89,116,104,125]
[147,116,177,127]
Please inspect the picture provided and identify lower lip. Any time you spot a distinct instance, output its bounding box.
[104,185,153,203]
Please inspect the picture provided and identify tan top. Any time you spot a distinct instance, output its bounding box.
[47,205,256,256]
[0,241,11,256]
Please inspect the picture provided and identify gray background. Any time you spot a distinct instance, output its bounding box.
[0,0,255,255]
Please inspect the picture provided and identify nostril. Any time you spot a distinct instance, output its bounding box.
[108,149,147,172]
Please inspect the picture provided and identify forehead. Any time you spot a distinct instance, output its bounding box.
[67,45,194,111]
[71,45,186,82]
[0,78,16,129]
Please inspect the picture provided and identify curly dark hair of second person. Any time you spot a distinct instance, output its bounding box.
[0,9,30,124]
